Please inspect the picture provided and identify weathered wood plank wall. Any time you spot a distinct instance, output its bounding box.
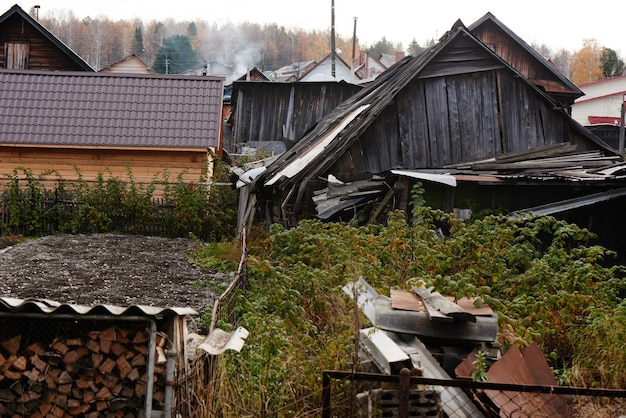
[334,69,574,174]
[232,82,362,148]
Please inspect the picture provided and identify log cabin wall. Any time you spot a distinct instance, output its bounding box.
[0,146,208,187]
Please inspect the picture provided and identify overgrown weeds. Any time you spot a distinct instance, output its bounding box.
[202,194,626,416]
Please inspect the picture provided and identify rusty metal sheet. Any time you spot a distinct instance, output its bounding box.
[390,289,425,312]
[485,343,570,417]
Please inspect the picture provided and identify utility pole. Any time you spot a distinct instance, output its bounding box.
[331,0,336,78]
[618,94,626,161]
[351,16,358,70]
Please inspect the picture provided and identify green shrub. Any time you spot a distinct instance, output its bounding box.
[205,201,626,415]
[0,162,237,241]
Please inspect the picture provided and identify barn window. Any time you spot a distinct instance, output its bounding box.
[5,42,29,69]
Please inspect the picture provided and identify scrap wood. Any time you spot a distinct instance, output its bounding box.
[412,285,476,322]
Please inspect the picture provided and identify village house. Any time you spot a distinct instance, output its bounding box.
[0,4,224,189]
[571,75,626,150]
[0,70,224,187]
[98,54,156,75]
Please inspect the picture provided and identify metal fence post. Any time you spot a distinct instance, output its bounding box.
[399,368,410,418]
[322,371,331,418]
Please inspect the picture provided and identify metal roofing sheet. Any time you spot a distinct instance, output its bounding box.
[0,70,224,149]
[0,297,197,317]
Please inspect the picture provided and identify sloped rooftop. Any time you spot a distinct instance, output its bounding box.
[0,70,224,149]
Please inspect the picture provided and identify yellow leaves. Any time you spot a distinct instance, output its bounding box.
[570,38,604,85]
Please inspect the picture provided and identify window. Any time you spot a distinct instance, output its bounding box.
[5,42,29,69]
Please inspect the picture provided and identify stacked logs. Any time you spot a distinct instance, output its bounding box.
[0,324,168,417]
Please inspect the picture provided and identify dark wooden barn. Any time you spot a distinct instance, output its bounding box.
[230,80,362,154]
[0,4,93,71]
[238,19,624,238]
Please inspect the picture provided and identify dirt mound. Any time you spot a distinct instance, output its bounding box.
[0,234,229,313]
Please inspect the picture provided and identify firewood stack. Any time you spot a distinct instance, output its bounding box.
[0,324,168,417]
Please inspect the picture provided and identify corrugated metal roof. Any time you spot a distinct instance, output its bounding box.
[0,70,224,149]
[0,296,197,317]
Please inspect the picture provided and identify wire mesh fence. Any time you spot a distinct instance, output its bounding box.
[322,370,626,418]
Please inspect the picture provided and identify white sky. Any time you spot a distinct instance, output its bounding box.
[16,0,626,53]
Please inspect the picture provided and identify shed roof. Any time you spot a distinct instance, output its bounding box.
[0,70,224,149]
[0,4,94,71]
[0,297,197,318]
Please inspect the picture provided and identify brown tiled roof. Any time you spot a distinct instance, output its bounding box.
[0,70,224,149]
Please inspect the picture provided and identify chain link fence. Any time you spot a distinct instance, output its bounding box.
[322,370,626,418]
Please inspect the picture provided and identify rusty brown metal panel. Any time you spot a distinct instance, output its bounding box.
[485,343,571,417]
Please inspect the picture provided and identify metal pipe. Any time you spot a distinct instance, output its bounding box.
[330,0,336,78]
[352,17,358,70]
[164,348,177,418]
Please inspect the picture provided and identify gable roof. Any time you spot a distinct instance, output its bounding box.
[0,70,224,149]
[298,53,361,83]
[252,20,613,196]
[0,4,93,71]
[468,12,582,103]
[98,54,155,74]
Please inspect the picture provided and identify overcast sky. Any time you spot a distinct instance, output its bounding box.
[20,0,626,53]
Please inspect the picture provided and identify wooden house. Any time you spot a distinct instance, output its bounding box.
[0,4,93,71]
[354,51,388,81]
[98,54,156,74]
[0,70,224,187]
[298,54,361,84]
[238,19,626,243]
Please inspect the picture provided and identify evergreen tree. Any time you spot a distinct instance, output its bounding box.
[407,38,425,56]
[153,35,198,74]
[366,36,395,58]
[601,48,625,78]
[132,27,144,57]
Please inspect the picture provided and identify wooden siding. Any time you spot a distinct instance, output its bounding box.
[471,21,579,101]
[0,14,88,71]
[0,147,208,185]
[99,56,155,74]
[232,82,361,147]
[333,69,572,173]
